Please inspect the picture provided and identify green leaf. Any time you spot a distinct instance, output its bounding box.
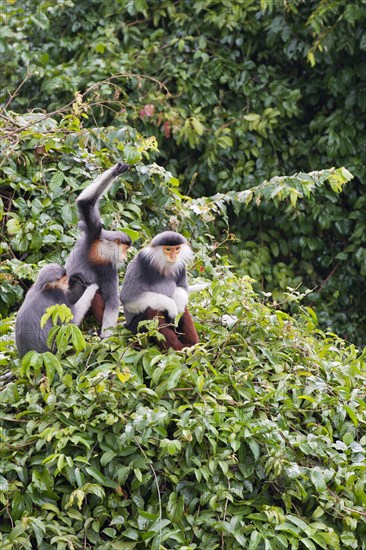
[301,539,317,550]
[196,374,204,392]
[124,145,143,164]
[248,530,262,550]
[166,367,182,390]
[6,217,21,235]
[49,171,64,192]
[85,467,117,489]
[120,227,140,241]
[247,439,260,461]
[343,405,358,426]
[30,518,46,547]
[310,469,326,492]
[43,352,62,384]
[312,506,325,519]
[244,113,261,122]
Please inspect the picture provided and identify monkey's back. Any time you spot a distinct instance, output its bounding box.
[15,287,67,357]
[66,236,118,303]
[65,236,98,282]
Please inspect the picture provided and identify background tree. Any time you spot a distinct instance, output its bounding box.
[2,0,366,342]
[1,2,366,547]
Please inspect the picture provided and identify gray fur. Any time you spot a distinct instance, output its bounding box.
[15,264,98,357]
[120,233,190,327]
[150,231,187,247]
[65,162,131,336]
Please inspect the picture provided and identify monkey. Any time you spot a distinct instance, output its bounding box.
[120,231,199,351]
[65,161,132,337]
[68,272,92,303]
[15,263,99,358]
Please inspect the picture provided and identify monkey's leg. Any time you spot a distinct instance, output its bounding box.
[72,284,99,325]
[177,307,199,346]
[146,307,185,351]
[91,291,105,324]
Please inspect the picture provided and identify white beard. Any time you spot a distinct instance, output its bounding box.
[143,244,193,277]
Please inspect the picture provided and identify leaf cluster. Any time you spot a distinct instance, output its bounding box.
[1,270,366,549]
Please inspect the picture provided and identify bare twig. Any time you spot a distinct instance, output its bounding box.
[0,72,33,114]
[2,72,171,138]
[318,263,339,293]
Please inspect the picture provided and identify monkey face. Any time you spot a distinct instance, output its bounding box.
[88,238,129,267]
[143,242,193,275]
[162,245,182,263]
[116,241,130,265]
[60,274,69,288]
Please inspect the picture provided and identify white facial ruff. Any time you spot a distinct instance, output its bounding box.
[143,243,193,277]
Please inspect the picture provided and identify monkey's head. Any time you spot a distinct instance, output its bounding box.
[35,264,69,291]
[145,231,193,274]
[89,229,132,267]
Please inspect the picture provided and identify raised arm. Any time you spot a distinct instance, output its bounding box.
[77,161,129,241]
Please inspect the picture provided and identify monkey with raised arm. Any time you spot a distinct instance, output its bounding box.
[15,264,98,357]
[120,231,199,350]
[66,162,131,337]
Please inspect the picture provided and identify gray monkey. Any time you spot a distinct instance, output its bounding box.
[66,161,131,337]
[120,231,199,350]
[15,263,98,357]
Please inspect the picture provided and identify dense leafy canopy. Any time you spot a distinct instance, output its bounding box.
[1,1,366,549]
[1,250,366,549]
[1,0,366,342]
[0,111,364,550]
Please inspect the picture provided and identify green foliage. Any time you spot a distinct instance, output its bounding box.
[41,304,74,328]
[0,110,363,548]
[0,111,353,321]
[1,271,366,549]
[1,5,366,542]
[1,0,365,342]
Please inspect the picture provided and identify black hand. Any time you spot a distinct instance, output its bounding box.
[114,161,130,176]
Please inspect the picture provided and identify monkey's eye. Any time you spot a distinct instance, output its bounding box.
[163,246,181,254]
[114,238,122,244]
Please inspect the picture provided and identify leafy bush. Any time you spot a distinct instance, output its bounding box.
[1,270,366,549]
[0,110,365,549]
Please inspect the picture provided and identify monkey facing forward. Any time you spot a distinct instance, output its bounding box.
[15,264,98,357]
[66,161,131,337]
[120,231,199,351]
